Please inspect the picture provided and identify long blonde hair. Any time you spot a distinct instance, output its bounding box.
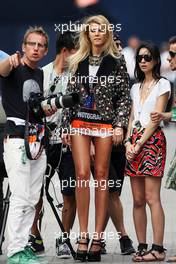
[69,15,119,73]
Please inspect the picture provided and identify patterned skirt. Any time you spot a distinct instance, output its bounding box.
[125,127,166,177]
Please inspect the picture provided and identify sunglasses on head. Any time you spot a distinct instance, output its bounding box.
[137,54,153,63]
[169,51,176,58]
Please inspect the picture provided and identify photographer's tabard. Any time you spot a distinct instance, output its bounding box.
[48,123,61,145]
[25,120,46,160]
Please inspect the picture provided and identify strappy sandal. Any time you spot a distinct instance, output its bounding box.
[139,244,166,262]
[87,239,101,262]
[75,236,90,261]
[167,255,176,262]
[132,243,148,262]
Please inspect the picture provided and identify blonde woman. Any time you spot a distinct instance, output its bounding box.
[62,15,131,262]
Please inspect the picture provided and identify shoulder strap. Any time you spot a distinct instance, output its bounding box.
[24,104,44,160]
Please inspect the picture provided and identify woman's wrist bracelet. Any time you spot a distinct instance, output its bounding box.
[123,137,131,146]
[136,140,143,147]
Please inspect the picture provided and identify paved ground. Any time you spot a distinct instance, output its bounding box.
[1,124,176,263]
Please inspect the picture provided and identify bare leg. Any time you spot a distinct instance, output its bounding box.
[71,134,91,251]
[92,136,112,251]
[145,177,165,245]
[141,177,165,261]
[130,177,147,244]
[102,213,109,234]
[62,195,76,234]
[31,194,76,241]
[31,195,43,236]
[108,192,127,237]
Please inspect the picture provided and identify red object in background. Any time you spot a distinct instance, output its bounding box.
[75,0,99,8]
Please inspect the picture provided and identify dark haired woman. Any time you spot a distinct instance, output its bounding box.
[124,42,171,262]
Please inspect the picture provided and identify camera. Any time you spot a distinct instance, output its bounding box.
[28,92,80,118]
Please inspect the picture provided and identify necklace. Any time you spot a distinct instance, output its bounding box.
[137,79,157,119]
[89,55,103,66]
[140,79,156,104]
[145,80,155,93]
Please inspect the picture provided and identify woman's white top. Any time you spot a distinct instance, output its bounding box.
[131,78,171,128]
[89,65,99,84]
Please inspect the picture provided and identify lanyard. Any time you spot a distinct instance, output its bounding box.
[48,62,68,95]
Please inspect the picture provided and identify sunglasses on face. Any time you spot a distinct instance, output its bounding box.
[137,54,153,63]
[169,51,176,58]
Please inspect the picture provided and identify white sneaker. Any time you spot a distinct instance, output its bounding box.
[56,237,71,259]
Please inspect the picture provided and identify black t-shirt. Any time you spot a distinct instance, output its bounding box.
[1,64,43,135]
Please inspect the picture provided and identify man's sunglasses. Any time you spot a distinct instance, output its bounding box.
[137,54,153,63]
[169,51,176,58]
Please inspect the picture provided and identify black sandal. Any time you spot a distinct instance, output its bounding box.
[140,244,166,262]
[75,236,90,262]
[87,239,101,262]
[132,243,148,262]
